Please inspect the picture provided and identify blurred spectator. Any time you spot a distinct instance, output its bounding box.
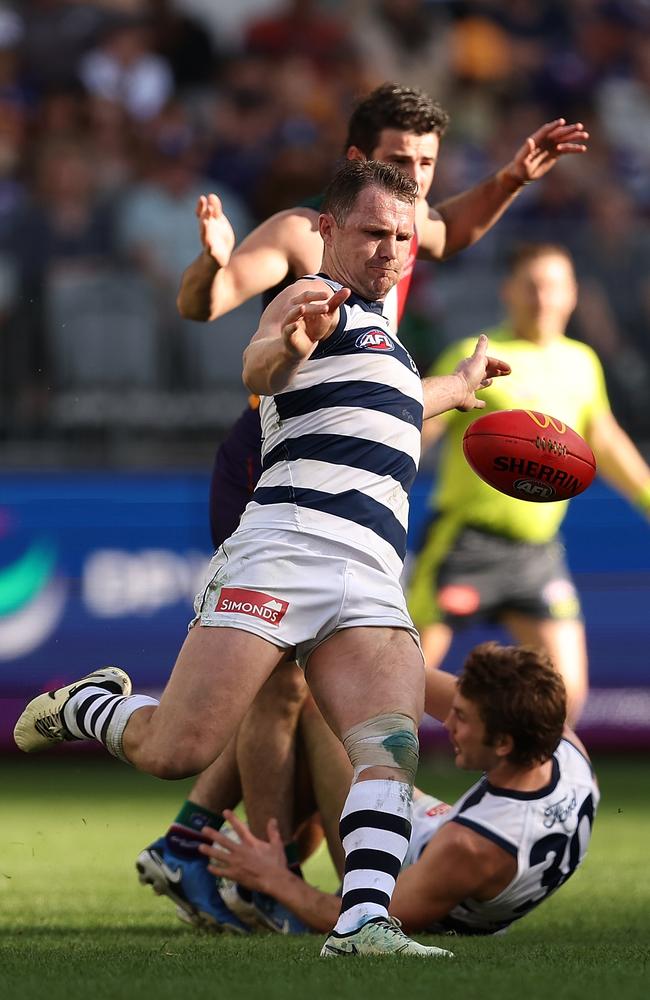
[243,0,358,80]
[6,136,120,426]
[350,0,452,99]
[22,1,109,90]
[78,14,174,121]
[572,186,650,433]
[0,11,28,231]
[149,0,219,91]
[31,81,87,138]
[595,34,650,207]
[0,5,26,98]
[165,0,282,50]
[530,0,639,118]
[203,54,282,212]
[12,138,117,290]
[84,95,142,195]
[449,8,515,91]
[116,111,255,385]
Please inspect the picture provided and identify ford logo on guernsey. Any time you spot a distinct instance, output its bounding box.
[355,331,395,351]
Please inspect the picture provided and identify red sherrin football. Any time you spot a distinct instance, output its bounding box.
[462,409,597,502]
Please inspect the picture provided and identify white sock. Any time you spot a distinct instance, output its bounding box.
[333,778,412,935]
[63,686,158,763]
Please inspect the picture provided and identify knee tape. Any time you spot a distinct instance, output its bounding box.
[342,713,419,782]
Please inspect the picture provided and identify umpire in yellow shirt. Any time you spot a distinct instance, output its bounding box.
[408,243,650,722]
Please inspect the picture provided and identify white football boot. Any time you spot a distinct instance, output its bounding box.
[13,667,132,752]
[320,916,454,958]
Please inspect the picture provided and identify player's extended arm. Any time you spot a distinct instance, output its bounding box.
[242,282,350,395]
[586,410,650,519]
[421,334,511,419]
[201,813,339,933]
[177,199,315,322]
[423,667,457,723]
[418,120,589,260]
[390,822,515,932]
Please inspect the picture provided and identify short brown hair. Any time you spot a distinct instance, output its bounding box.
[506,242,575,276]
[345,83,450,157]
[458,642,566,767]
[321,159,417,227]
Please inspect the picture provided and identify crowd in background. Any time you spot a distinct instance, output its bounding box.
[0,0,649,459]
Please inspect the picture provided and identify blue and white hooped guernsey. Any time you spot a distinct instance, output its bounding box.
[238,274,424,579]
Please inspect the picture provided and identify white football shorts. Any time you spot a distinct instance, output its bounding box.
[191,527,421,667]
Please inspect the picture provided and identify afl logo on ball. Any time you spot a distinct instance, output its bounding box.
[514,479,556,499]
[356,331,394,351]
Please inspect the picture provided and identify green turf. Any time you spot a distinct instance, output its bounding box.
[1,754,648,1000]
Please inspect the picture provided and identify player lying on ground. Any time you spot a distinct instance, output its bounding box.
[202,642,599,937]
[14,161,510,959]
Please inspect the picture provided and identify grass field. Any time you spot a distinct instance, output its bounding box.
[1,753,648,1000]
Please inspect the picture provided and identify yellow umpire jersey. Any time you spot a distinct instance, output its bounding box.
[407,327,610,626]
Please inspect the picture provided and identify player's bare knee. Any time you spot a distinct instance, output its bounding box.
[137,742,210,780]
[258,660,307,715]
[139,755,192,780]
[343,713,419,783]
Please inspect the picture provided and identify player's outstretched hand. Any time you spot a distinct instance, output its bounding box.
[454,334,511,411]
[199,811,288,896]
[282,286,351,359]
[509,119,589,184]
[196,193,235,267]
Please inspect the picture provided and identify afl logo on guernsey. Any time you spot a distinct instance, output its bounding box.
[356,330,395,352]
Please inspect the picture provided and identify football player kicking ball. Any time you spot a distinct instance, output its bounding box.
[14,162,511,959]
[201,642,598,941]
[129,84,588,936]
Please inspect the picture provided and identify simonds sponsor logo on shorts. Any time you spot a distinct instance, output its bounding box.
[215,588,289,625]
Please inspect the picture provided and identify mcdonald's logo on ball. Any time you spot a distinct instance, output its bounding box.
[524,410,567,434]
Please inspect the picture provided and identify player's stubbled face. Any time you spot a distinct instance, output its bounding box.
[371,129,439,201]
[445,692,496,772]
[328,185,415,301]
